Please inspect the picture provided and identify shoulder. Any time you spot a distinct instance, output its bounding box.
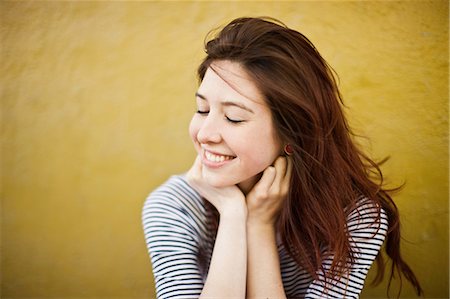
[144,175,203,212]
[142,175,207,233]
[147,174,198,199]
[346,196,389,251]
[347,197,388,228]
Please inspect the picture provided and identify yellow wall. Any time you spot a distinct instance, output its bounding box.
[1,1,448,298]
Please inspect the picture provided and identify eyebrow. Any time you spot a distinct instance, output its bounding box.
[195,92,255,114]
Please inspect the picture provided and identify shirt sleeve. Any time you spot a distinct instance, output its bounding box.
[142,176,206,299]
[305,199,389,299]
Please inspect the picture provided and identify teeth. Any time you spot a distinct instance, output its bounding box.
[205,151,233,163]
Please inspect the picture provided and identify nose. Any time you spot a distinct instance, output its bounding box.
[196,114,222,144]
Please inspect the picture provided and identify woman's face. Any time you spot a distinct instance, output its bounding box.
[189,60,282,193]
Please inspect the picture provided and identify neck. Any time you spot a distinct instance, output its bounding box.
[237,172,263,195]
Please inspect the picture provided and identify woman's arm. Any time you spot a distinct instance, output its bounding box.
[305,199,389,299]
[187,156,248,298]
[142,176,206,298]
[246,221,285,298]
[246,157,292,298]
[200,204,247,298]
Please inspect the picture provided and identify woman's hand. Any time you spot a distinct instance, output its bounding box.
[186,155,247,217]
[246,156,292,227]
[187,155,248,298]
[245,156,291,298]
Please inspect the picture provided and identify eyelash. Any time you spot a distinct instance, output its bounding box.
[196,110,244,124]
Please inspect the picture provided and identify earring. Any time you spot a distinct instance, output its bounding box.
[284,144,293,156]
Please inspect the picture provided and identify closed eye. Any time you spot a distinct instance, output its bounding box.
[196,110,243,124]
[226,116,244,124]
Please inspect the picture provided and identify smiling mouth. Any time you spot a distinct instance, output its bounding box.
[203,150,235,163]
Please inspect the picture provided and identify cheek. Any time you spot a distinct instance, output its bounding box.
[245,149,277,171]
[189,117,201,149]
[236,133,281,171]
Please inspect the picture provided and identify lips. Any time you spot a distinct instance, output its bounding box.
[205,151,234,162]
[202,149,236,167]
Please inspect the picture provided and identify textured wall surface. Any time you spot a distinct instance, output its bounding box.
[1,1,448,298]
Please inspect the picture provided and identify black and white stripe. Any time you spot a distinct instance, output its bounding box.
[142,175,388,299]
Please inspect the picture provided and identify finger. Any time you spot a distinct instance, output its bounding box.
[194,154,202,173]
[253,166,277,195]
[272,156,287,187]
[285,156,293,179]
[187,154,203,182]
[282,156,293,191]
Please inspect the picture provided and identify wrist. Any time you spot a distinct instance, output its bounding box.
[219,202,248,221]
[247,219,277,234]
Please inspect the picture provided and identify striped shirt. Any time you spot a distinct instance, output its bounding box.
[142,175,388,298]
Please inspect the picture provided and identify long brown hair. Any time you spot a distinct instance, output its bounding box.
[197,17,422,297]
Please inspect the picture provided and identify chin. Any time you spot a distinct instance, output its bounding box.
[201,170,237,188]
[201,168,261,191]
[203,175,235,188]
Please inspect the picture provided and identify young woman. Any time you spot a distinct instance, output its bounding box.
[142,17,422,298]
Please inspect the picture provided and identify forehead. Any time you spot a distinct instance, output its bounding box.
[198,60,267,107]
